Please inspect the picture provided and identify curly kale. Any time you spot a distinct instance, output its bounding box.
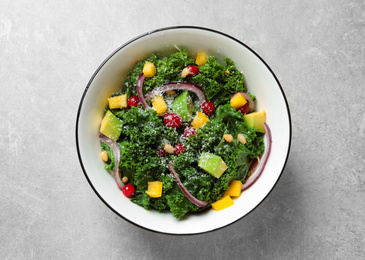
[192,57,246,106]
[124,49,194,97]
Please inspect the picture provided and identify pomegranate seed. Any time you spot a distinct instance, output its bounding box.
[239,103,249,115]
[201,101,215,116]
[174,143,185,155]
[122,184,135,198]
[163,113,182,128]
[187,65,200,76]
[128,96,139,107]
[184,127,196,138]
[157,147,167,157]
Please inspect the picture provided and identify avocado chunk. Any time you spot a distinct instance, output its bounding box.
[198,152,228,179]
[172,91,193,121]
[243,110,266,133]
[100,110,123,141]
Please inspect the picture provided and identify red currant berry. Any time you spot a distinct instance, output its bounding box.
[201,101,215,116]
[163,113,182,128]
[239,103,249,115]
[174,143,185,155]
[187,65,200,76]
[157,147,167,157]
[128,96,139,107]
[122,184,135,198]
[184,127,196,138]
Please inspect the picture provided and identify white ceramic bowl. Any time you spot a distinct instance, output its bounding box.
[76,26,291,235]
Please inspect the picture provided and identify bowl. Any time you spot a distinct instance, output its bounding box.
[76,26,291,235]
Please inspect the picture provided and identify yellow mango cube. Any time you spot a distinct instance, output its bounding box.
[100,110,123,141]
[243,110,266,133]
[143,61,156,78]
[191,112,209,129]
[146,181,163,198]
[108,95,127,109]
[230,93,247,109]
[211,195,234,211]
[224,180,243,197]
[152,95,167,114]
[196,52,208,66]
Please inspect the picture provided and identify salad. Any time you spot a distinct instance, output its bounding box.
[99,49,271,218]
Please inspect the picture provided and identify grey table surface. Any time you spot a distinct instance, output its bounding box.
[1,0,364,259]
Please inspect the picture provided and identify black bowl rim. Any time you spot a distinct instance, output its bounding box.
[75,25,292,236]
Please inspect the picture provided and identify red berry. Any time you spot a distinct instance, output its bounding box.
[122,184,135,198]
[184,127,196,138]
[239,103,249,115]
[187,65,200,76]
[174,143,185,155]
[201,101,215,116]
[163,113,182,128]
[157,147,167,157]
[128,96,139,107]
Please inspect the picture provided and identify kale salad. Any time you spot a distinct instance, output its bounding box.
[99,49,271,218]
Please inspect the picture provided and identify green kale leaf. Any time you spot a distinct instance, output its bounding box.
[124,50,194,97]
[192,56,246,106]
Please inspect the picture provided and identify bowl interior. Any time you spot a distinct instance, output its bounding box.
[76,27,291,234]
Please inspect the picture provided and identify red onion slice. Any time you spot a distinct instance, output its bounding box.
[99,134,125,190]
[241,122,272,191]
[144,82,207,106]
[248,156,261,174]
[136,73,151,109]
[168,160,209,207]
[137,72,206,110]
[231,92,255,112]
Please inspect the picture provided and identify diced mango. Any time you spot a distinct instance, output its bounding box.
[191,112,209,129]
[230,93,247,109]
[243,110,266,133]
[198,152,227,179]
[100,110,123,141]
[108,95,127,109]
[196,52,208,66]
[224,180,243,197]
[145,181,163,198]
[211,195,234,211]
[152,95,167,114]
[143,61,156,78]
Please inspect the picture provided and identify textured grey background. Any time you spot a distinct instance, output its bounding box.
[1,0,364,259]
